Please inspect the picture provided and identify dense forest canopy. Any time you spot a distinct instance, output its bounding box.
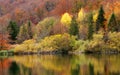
[0,0,120,24]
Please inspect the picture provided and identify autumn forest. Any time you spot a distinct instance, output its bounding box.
[0,0,120,54]
[1,0,120,75]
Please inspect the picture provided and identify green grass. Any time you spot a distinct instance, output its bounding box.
[0,50,14,56]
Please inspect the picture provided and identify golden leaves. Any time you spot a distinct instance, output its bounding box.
[61,13,72,26]
[78,8,86,22]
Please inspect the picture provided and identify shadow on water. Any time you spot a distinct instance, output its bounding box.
[9,62,20,75]
[71,64,80,75]
[0,54,120,75]
[89,63,94,75]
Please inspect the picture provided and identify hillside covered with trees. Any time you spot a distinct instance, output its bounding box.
[0,0,120,54]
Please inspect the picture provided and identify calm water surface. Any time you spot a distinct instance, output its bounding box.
[0,54,120,75]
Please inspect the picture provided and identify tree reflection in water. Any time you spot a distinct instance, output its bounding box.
[89,63,94,75]
[71,64,80,75]
[0,54,120,75]
[9,62,20,75]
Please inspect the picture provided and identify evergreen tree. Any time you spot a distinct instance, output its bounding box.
[27,21,33,39]
[88,13,94,40]
[108,13,118,32]
[96,6,106,32]
[69,17,79,36]
[7,21,19,40]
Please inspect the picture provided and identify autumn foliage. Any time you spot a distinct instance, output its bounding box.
[0,0,120,52]
[0,34,10,50]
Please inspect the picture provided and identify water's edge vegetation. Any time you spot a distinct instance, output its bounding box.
[0,4,120,55]
[0,49,120,57]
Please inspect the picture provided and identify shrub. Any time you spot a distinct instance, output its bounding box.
[87,32,120,52]
[73,40,89,51]
[14,32,120,53]
[107,32,120,50]
[14,34,76,52]
[14,39,37,52]
[87,33,104,51]
[38,33,76,52]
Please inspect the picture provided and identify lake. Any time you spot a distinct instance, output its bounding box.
[0,54,120,75]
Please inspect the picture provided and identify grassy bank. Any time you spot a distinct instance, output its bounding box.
[0,50,14,56]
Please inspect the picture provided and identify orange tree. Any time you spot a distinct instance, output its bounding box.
[0,34,10,50]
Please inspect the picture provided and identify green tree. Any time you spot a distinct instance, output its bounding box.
[7,21,19,40]
[17,25,29,43]
[17,21,34,43]
[96,6,106,32]
[108,13,118,32]
[88,13,94,40]
[27,21,33,39]
[35,17,56,40]
[69,17,79,36]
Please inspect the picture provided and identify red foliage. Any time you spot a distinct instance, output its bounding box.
[12,8,30,25]
[50,0,73,16]
[0,59,11,68]
[0,34,10,50]
[0,59,11,74]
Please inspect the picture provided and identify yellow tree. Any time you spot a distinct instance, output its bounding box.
[93,12,98,22]
[61,13,72,26]
[77,8,86,22]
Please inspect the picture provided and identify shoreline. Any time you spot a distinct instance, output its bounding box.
[0,50,120,56]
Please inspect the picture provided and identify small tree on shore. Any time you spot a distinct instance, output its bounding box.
[108,13,118,32]
[7,21,19,40]
[17,21,34,43]
[88,13,94,40]
[69,17,79,37]
[96,6,106,32]
[27,21,33,39]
